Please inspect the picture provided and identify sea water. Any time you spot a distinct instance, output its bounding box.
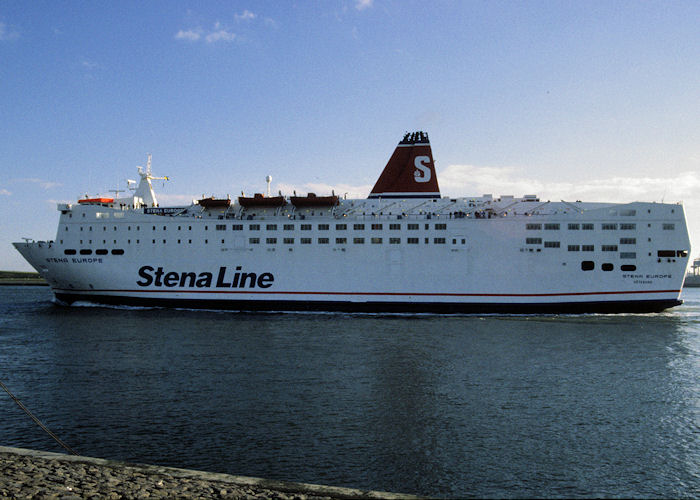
[0,286,698,498]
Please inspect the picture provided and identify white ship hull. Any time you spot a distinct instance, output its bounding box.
[14,133,691,314]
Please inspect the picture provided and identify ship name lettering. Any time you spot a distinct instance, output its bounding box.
[71,257,103,264]
[137,265,274,289]
[46,257,69,263]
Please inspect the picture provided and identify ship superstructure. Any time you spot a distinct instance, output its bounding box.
[14,132,691,313]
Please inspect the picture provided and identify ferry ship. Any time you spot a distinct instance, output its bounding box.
[14,132,691,313]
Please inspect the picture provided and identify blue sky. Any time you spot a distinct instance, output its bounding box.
[2,0,699,271]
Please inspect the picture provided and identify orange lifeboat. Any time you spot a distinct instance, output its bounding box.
[78,197,115,204]
[197,197,231,209]
[290,193,339,207]
[238,193,286,208]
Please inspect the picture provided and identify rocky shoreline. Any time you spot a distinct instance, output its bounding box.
[0,447,417,499]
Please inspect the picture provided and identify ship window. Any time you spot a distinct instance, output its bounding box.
[221,239,225,244]
[177,226,181,230]
[335,237,347,244]
[301,238,312,244]
[568,245,580,251]
[216,224,226,231]
[283,238,294,244]
[318,224,329,231]
[152,226,156,230]
[353,224,365,230]
[407,224,419,230]
[621,264,637,271]
[425,224,430,230]
[602,245,618,252]
[602,223,617,230]
[581,261,594,271]
[163,226,166,231]
[137,240,140,244]
[372,224,383,230]
[103,227,107,231]
[425,238,429,244]
[620,238,636,245]
[152,239,156,244]
[266,238,277,244]
[526,238,542,245]
[178,240,181,244]
[163,239,166,244]
[335,224,347,230]
[65,226,68,231]
[544,223,560,230]
[249,238,259,244]
[318,238,329,244]
[96,249,108,255]
[663,223,675,230]
[435,223,447,230]
[526,224,542,230]
[301,224,312,231]
[232,224,243,230]
[602,263,614,271]
[204,226,208,231]
[249,224,260,231]
[187,226,191,230]
[433,238,446,244]
[582,224,594,230]
[266,224,277,230]
[544,241,560,248]
[137,226,140,231]
[657,250,675,257]
[353,237,365,244]
[111,249,124,255]
[80,249,92,255]
[390,224,401,230]
[407,238,419,244]
[620,252,636,259]
[371,237,383,244]
[620,209,636,216]
[283,224,294,230]
[568,223,580,230]
[80,227,83,232]
[390,238,400,244]
[582,245,594,251]
[620,223,636,230]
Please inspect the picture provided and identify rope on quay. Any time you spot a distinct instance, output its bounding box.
[0,379,78,456]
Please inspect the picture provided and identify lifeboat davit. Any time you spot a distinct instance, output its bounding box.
[238,193,286,208]
[290,193,339,207]
[198,196,231,209]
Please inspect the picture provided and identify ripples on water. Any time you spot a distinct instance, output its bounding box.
[1,286,699,498]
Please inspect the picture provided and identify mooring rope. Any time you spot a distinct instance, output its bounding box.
[0,379,78,456]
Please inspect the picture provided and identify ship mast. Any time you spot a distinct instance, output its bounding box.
[134,154,169,207]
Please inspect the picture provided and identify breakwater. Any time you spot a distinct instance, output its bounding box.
[0,447,417,499]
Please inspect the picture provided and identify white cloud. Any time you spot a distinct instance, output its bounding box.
[176,22,236,43]
[438,164,700,204]
[0,188,11,196]
[355,0,373,11]
[235,10,256,22]
[0,22,19,41]
[175,29,201,41]
[14,178,62,190]
[205,22,236,43]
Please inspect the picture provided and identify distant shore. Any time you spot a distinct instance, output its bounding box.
[0,271,47,286]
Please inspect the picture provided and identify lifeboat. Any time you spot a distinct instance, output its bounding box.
[290,193,339,207]
[78,197,114,205]
[238,193,286,208]
[197,196,231,209]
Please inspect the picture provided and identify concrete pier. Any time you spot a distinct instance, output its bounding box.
[0,446,419,499]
